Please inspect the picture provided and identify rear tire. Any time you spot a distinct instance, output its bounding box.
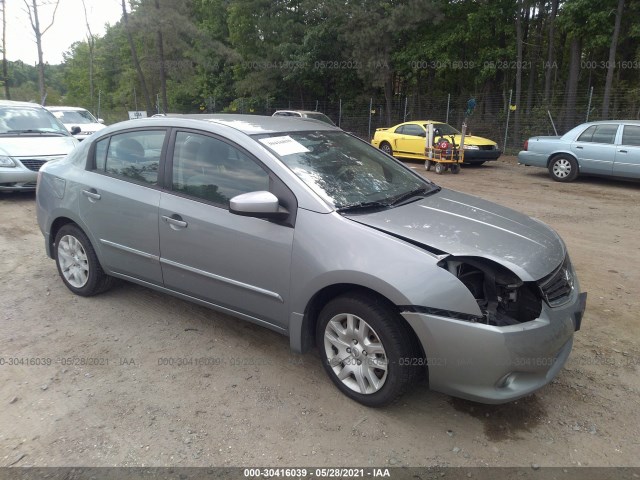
[434,162,446,174]
[316,293,422,407]
[451,164,461,174]
[425,160,434,171]
[548,155,578,182]
[54,224,113,296]
[380,142,393,156]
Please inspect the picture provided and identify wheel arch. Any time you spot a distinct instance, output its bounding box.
[48,216,77,259]
[291,283,426,361]
[547,151,578,169]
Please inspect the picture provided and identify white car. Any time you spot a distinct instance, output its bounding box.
[46,106,106,141]
[272,110,335,126]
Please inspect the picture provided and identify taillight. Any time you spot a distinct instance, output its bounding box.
[524,140,529,151]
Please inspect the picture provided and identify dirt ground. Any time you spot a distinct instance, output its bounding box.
[1,155,639,469]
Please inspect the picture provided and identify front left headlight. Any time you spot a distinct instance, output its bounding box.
[463,145,479,150]
[0,155,16,167]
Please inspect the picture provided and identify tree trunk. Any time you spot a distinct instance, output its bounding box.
[121,0,152,114]
[543,0,559,105]
[29,0,47,104]
[602,0,624,118]
[563,36,582,132]
[384,73,393,126]
[513,0,523,149]
[23,0,59,105]
[526,0,545,114]
[1,0,9,99]
[81,0,94,112]
[154,0,168,114]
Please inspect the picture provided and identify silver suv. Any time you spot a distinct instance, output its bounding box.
[36,115,586,406]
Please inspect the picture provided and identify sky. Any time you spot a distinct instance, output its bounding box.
[4,0,124,65]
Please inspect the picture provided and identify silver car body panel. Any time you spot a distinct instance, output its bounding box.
[37,114,586,404]
[0,136,77,191]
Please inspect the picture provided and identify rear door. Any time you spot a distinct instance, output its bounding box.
[613,124,640,179]
[158,129,295,328]
[570,124,620,175]
[78,128,167,285]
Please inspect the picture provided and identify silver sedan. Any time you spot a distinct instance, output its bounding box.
[36,115,586,406]
[518,120,640,182]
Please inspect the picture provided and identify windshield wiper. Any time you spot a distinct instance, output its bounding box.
[5,129,68,136]
[389,186,441,206]
[337,200,390,213]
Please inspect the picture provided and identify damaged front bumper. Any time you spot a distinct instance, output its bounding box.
[402,286,587,404]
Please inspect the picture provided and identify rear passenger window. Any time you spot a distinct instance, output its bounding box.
[578,124,618,144]
[97,130,165,185]
[621,125,640,146]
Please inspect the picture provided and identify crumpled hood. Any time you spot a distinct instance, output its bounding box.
[347,189,565,281]
[0,136,77,157]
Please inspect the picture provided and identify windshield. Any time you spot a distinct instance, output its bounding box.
[50,109,97,125]
[256,131,437,210]
[429,123,461,135]
[0,106,70,135]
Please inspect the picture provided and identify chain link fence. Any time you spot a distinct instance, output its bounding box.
[91,86,640,154]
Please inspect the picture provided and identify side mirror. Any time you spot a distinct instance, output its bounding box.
[98,118,105,124]
[229,191,289,220]
[70,126,81,135]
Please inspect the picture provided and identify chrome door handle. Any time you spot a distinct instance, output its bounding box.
[82,189,101,201]
[162,215,188,229]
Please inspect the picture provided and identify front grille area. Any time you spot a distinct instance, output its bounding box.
[539,257,574,307]
[479,145,496,151]
[19,159,47,172]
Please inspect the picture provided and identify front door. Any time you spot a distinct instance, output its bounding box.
[158,130,294,328]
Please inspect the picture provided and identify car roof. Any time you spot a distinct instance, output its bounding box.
[132,114,340,134]
[577,120,640,126]
[0,100,45,108]
[100,113,342,135]
[397,120,447,127]
[274,110,328,115]
[46,106,90,112]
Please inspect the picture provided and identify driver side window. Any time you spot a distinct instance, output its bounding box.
[171,131,270,207]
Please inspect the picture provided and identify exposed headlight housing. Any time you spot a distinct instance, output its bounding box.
[438,256,542,326]
[0,155,16,167]
[463,145,480,150]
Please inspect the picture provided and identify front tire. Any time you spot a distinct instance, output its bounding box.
[434,162,446,174]
[316,293,422,407]
[548,155,578,182]
[54,224,113,296]
[379,142,393,156]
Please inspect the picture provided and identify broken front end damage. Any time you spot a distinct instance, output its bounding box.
[401,254,587,404]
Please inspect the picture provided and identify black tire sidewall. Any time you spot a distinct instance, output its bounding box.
[316,294,420,407]
[549,155,578,182]
[380,143,392,156]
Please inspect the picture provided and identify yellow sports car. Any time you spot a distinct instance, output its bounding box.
[371,120,501,165]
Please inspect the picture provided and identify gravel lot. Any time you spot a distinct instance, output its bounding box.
[1,156,639,468]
